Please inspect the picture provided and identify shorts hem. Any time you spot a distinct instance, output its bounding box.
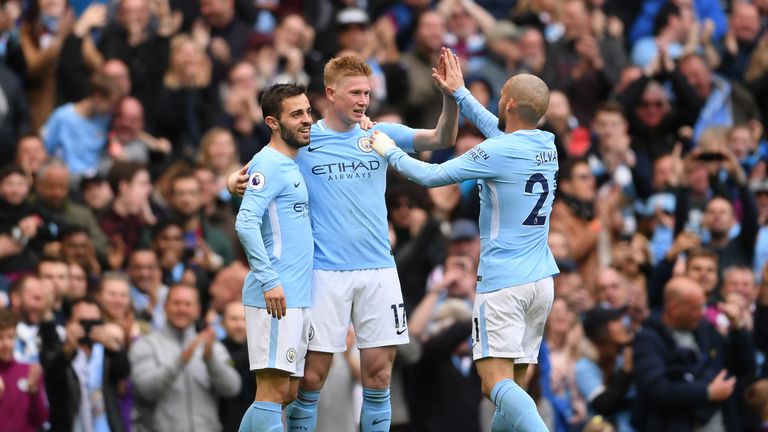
[357,337,410,349]
[472,351,526,361]
[308,344,347,353]
[250,363,300,375]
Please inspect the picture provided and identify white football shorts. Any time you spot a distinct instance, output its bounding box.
[245,306,311,376]
[472,277,554,363]
[309,268,410,352]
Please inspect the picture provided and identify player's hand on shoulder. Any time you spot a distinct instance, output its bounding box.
[360,115,376,131]
[264,285,287,320]
[370,131,396,157]
[228,164,250,197]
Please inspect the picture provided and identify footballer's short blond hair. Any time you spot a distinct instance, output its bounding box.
[323,55,372,87]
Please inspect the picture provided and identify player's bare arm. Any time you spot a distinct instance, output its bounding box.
[412,47,460,152]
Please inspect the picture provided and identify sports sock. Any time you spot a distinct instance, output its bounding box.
[285,388,320,431]
[240,401,282,432]
[360,387,391,432]
[491,406,518,431]
[490,379,548,432]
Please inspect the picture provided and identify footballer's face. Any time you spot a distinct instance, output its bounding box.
[274,94,312,149]
[330,75,371,124]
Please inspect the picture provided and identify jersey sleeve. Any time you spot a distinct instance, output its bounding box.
[376,122,416,153]
[454,87,504,139]
[384,141,498,187]
[234,160,284,292]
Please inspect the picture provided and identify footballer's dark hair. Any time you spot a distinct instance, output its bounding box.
[260,83,307,121]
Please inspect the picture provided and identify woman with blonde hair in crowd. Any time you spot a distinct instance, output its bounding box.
[153,34,218,160]
[196,127,241,201]
[544,297,588,431]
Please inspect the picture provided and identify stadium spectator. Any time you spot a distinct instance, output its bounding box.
[551,158,602,288]
[8,276,53,363]
[100,161,156,262]
[14,135,48,180]
[153,34,218,159]
[719,2,762,82]
[126,248,168,330]
[217,301,253,432]
[166,170,233,269]
[633,276,756,432]
[196,127,242,199]
[617,50,703,159]
[37,257,69,324]
[575,306,635,432]
[541,0,626,123]
[129,284,240,432]
[543,298,586,431]
[108,97,173,167]
[0,63,30,163]
[402,11,448,129]
[217,62,269,161]
[0,308,48,432]
[39,296,130,432]
[678,54,761,142]
[98,0,178,112]
[43,73,121,178]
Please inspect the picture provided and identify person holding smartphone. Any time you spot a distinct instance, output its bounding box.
[39,297,130,432]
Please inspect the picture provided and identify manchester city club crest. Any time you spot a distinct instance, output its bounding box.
[358,136,373,153]
[247,172,266,191]
[286,348,297,363]
[309,324,315,341]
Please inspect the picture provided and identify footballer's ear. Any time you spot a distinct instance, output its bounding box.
[264,115,279,132]
[325,85,335,102]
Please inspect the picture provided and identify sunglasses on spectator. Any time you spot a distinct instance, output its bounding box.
[638,100,665,109]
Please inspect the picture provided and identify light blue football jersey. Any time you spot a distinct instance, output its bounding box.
[235,146,313,308]
[295,120,416,271]
[383,90,560,293]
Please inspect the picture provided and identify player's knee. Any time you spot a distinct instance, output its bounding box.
[301,367,329,391]
[362,364,392,389]
[284,385,299,404]
[481,377,497,399]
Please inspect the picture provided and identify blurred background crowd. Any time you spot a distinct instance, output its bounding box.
[1,0,768,431]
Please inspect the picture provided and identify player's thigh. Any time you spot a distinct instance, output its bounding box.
[245,306,307,376]
[516,277,554,364]
[309,270,354,353]
[351,268,409,349]
[472,285,531,361]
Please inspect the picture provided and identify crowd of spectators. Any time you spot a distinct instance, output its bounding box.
[0,0,768,431]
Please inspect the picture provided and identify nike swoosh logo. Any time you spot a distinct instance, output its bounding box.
[294,181,301,188]
[289,415,312,420]
[307,145,326,152]
[396,328,408,335]
[372,419,388,425]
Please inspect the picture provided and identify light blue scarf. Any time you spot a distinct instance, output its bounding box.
[693,74,734,143]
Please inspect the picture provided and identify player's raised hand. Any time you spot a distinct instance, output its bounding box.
[432,47,464,95]
[227,164,250,197]
[264,285,287,319]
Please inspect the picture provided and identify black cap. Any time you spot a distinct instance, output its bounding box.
[582,306,626,341]
[556,259,578,273]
